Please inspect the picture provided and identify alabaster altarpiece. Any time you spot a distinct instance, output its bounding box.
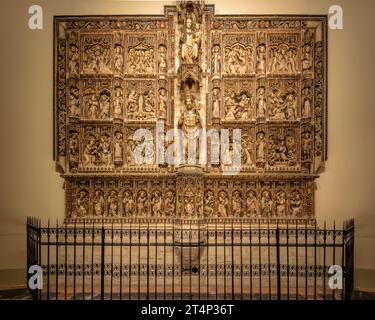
[54,2,327,224]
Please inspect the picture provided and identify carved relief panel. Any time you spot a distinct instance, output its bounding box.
[55,4,327,222]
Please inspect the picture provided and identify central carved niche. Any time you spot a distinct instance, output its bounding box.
[54,1,327,223]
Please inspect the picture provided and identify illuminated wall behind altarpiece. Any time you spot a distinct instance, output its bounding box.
[53,2,327,223]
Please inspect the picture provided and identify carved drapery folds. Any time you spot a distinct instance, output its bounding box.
[54,3,327,222]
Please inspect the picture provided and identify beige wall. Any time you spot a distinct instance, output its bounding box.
[0,0,374,289]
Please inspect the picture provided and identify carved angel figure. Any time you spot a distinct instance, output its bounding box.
[246,191,259,217]
[256,132,266,162]
[151,190,162,216]
[69,86,80,117]
[137,190,148,216]
[302,44,313,72]
[158,88,167,118]
[76,190,89,217]
[232,190,242,216]
[302,132,312,161]
[256,44,266,73]
[123,191,135,217]
[256,87,266,119]
[113,87,123,118]
[114,45,123,73]
[68,44,79,75]
[217,191,229,217]
[69,132,79,165]
[204,190,215,217]
[164,191,175,216]
[275,190,286,217]
[107,190,118,217]
[158,45,167,73]
[93,190,104,216]
[290,191,303,217]
[260,190,273,216]
[211,45,221,73]
[164,190,175,216]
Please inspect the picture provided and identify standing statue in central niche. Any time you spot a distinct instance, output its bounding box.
[178,95,202,163]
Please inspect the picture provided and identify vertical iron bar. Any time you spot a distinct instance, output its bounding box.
[146,222,150,300]
[249,220,252,300]
[189,222,192,300]
[240,219,243,300]
[286,220,289,300]
[138,222,141,300]
[172,220,175,300]
[314,221,317,300]
[56,220,59,300]
[215,219,218,300]
[155,223,158,300]
[164,220,166,300]
[224,220,226,300]
[120,219,123,300]
[129,221,132,300]
[100,223,105,301]
[342,221,345,301]
[180,221,183,300]
[47,220,50,300]
[231,220,234,300]
[91,222,94,300]
[198,220,201,300]
[258,220,261,300]
[333,221,336,300]
[276,225,281,300]
[296,222,298,300]
[110,220,114,300]
[64,222,67,300]
[38,219,42,300]
[83,220,86,300]
[73,220,76,300]
[305,221,308,300]
[267,221,271,300]
[323,221,326,300]
[206,221,209,300]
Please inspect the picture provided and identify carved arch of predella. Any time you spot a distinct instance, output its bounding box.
[54,2,327,224]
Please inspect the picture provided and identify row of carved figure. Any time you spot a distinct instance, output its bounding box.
[203,189,306,218]
[69,82,313,122]
[68,84,168,120]
[211,39,313,75]
[73,189,175,217]
[68,35,167,75]
[70,38,312,76]
[68,129,312,169]
[68,33,313,76]
[72,188,306,218]
[213,85,312,121]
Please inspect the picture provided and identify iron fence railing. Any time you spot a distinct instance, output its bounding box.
[26,217,354,300]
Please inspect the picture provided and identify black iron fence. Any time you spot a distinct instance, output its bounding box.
[26,218,354,300]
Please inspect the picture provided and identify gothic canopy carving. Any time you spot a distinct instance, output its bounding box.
[54,2,327,222]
